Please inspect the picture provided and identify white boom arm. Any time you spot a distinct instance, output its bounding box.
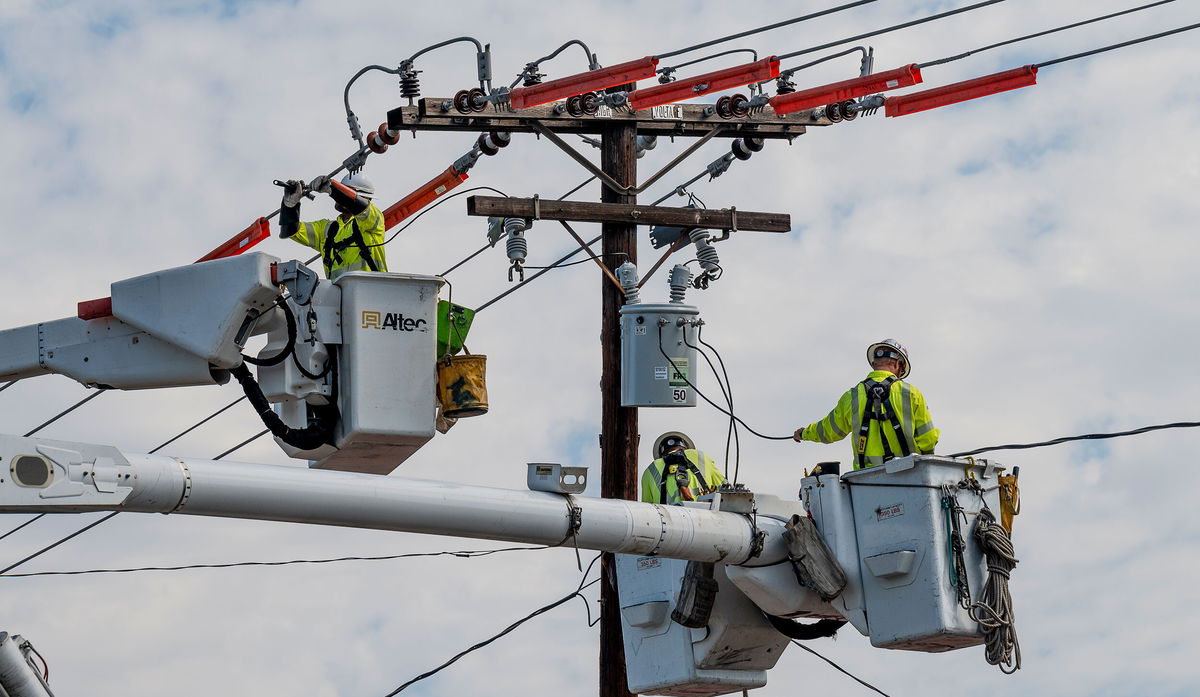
[0,434,790,565]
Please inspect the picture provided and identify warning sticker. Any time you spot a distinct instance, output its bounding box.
[654,366,669,380]
[596,105,614,118]
[877,502,904,521]
[668,359,689,387]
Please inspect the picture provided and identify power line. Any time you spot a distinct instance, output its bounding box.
[0,515,45,542]
[656,0,879,60]
[918,0,1178,68]
[790,640,892,697]
[1035,20,1200,68]
[0,512,120,576]
[213,429,269,460]
[385,553,603,695]
[23,389,106,437]
[949,420,1200,458]
[150,396,246,453]
[777,0,1008,62]
[0,545,549,579]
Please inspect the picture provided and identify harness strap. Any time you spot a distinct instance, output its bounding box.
[857,377,915,468]
[321,217,379,272]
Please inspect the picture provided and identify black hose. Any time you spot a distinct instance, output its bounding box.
[230,363,337,451]
[242,298,295,367]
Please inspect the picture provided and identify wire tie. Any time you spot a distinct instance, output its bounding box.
[532,193,541,220]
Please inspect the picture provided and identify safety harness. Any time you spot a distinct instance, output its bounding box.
[322,217,379,274]
[855,377,915,469]
[657,450,713,504]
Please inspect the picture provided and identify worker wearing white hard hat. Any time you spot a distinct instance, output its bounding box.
[793,339,938,470]
[278,171,388,280]
[641,431,725,504]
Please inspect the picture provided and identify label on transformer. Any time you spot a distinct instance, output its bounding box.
[637,557,662,571]
[668,359,689,387]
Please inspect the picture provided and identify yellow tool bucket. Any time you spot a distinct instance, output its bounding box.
[437,354,489,418]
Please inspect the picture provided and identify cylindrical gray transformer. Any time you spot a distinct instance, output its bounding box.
[620,303,699,407]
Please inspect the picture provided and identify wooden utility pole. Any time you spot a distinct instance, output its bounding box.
[598,120,638,697]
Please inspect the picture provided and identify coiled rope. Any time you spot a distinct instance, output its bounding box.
[968,507,1021,673]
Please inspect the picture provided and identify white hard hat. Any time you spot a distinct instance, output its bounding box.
[340,172,375,199]
[654,431,694,459]
[867,338,910,379]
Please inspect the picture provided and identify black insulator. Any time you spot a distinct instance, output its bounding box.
[476,132,500,156]
[743,137,764,152]
[453,89,473,114]
[490,130,511,148]
[523,73,543,87]
[580,92,600,115]
[729,94,751,118]
[468,87,488,113]
[775,77,796,95]
[714,95,733,119]
[839,99,858,121]
[731,138,754,160]
[565,94,584,117]
[825,101,844,123]
[399,71,422,101]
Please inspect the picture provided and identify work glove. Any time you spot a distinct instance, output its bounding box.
[793,427,806,443]
[282,179,306,208]
[308,174,333,195]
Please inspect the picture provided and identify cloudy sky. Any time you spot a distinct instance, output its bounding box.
[1,1,1198,695]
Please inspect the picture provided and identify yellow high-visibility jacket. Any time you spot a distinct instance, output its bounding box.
[287,202,388,280]
[798,370,939,469]
[641,449,725,504]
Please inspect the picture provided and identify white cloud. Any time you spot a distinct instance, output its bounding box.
[1,1,1198,695]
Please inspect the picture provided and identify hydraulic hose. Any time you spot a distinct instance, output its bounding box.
[230,363,338,451]
[242,298,296,367]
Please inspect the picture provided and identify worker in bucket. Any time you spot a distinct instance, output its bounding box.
[793,339,939,469]
[278,172,388,279]
[641,431,725,504]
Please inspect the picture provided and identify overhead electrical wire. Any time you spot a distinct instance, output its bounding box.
[1034,19,1200,68]
[0,545,549,579]
[385,553,603,695]
[22,389,107,438]
[0,515,45,542]
[918,0,1179,68]
[655,0,879,60]
[790,640,892,697]
[776,0,1008,62]
[949,419,1200,458]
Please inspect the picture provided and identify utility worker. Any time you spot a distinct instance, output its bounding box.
[793,339,938,469]
[641,431,725,504]
[278,172,388,279]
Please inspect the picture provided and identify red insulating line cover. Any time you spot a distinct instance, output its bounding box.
[382,166,469,230]
[194,217,272,263]
[885,65,1037,117]
[509,56,660,109]
[78,296,113,320]
[629,57,781,112]
[769,64,922,115]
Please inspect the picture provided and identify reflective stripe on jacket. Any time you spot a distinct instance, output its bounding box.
[799,370,939,469]
[286,202,388,279]
[640,449,725,504]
